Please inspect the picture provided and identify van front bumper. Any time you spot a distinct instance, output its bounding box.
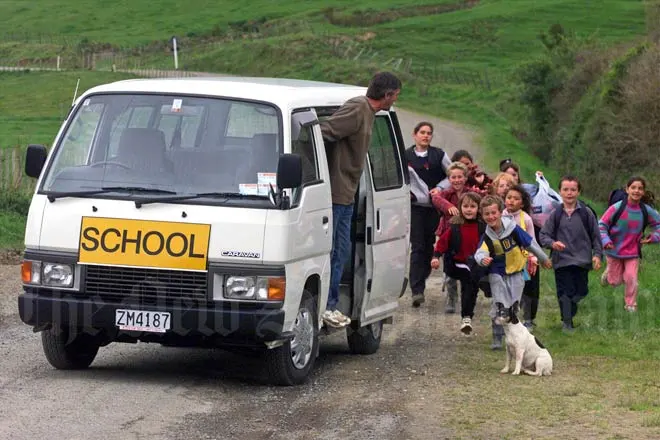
[18,291,287,345]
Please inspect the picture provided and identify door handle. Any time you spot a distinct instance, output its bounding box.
[322,216,329,225]
[376,210,380,230]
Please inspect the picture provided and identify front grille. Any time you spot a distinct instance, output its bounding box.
[84,265,208,304]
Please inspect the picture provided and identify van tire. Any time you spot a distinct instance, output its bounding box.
[265,291,318,386]
[347,320,383,355]
[41,327,99,370]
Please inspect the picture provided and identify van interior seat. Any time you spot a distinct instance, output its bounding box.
[116,128,173,174]
[248,133,280,176]
[170,148,250,190]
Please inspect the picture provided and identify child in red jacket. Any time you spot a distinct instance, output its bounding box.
[431,192,487,335]
[431,162,487,314]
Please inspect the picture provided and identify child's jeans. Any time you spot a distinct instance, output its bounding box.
[606,256,640,307]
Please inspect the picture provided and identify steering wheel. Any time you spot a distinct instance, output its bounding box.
[90,161,132,170]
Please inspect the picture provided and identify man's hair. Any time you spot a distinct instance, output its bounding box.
[559,175,582,192]
[480,195,504,212]
[366,72,402,100]
[447,161,468,176]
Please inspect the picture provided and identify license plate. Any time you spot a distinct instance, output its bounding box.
[115,309,171,333]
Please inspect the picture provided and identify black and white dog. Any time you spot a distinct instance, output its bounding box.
[494,302,553,376]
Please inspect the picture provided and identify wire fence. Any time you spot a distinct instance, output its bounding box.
[0,146,35,195]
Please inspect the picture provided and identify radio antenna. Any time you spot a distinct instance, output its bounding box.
[71,78,81,106]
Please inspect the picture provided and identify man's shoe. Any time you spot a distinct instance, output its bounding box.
[412,293,425,308]
[523,321,534,331]
[460,317,472,335]
[490,336,503,350]
[562,321,575,333]
[330,310,351,326]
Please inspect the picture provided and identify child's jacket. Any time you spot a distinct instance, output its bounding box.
[475,216,549,276]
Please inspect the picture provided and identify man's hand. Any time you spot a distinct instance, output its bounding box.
[482,257,493,266]
[604,242,614,250]
[431,258,440,270]
[448,206,459,216]
[592,256,602,271]
[542,260,553,269]
[552,241,566,251]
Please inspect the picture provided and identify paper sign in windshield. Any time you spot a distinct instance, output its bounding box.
[171,99,183,113]
[239,183,258,195]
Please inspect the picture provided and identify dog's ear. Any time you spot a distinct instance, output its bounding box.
[510,302,520,324]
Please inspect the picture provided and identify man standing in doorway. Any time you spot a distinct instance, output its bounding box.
[320,71,402,328]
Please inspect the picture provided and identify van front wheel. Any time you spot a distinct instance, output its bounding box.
[41,327,99,369]
[347,320,383,355]
[265,291,318,386]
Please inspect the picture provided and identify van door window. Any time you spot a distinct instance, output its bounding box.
[369,116,403,190]
[291,111,319,185]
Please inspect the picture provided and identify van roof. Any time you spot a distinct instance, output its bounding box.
[81,76,370,110]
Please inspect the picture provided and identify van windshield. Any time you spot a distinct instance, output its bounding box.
[41,94,282,200]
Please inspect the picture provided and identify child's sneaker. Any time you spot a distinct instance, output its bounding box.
[625,305,637,312]
[460,317,472,335]
[600,271,609,287]
[411,293,425,308]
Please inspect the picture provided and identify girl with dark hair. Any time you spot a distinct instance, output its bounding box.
[406,121,452,307]
[431,192,487,334]
[599,176,660,312]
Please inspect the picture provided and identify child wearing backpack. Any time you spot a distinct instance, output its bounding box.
[599,176,660,312]
[431,192,487,335]
[475,195,552,349]
[540,176,602,331]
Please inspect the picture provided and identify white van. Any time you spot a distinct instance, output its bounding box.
[18,77,411,385]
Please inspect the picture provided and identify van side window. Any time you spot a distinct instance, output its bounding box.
[369,116,403,190]
[291,111,319,185]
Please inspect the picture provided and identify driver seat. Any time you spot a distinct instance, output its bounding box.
[116,128,172,174]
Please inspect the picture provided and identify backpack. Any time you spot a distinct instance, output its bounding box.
[443,221,491,283]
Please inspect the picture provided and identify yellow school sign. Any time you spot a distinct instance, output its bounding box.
[78,217,211,271]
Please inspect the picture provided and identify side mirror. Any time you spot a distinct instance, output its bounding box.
[25,144,48,178]
[276,154,302,189]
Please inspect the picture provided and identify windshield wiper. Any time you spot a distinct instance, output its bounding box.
[45,186,177,202]
[135,192,267,208]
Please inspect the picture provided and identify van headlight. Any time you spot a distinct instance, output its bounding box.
[224,276,285,301]
[22,260,75,288]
